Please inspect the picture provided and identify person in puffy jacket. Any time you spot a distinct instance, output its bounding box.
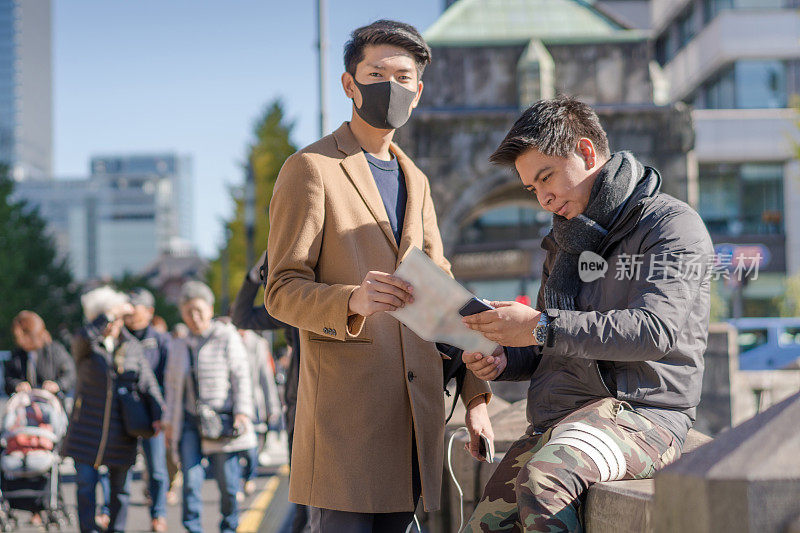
[64,287,164,533]
[461,97,713,533]
[162,281,255,533]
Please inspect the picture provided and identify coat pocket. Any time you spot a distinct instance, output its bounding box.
[307,333,372,344]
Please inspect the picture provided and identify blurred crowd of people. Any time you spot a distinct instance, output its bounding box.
[4,261,295,533]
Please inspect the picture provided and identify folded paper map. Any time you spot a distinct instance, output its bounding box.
[388,247,499,356]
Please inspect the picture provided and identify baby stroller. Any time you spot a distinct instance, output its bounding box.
[0,389,71,530]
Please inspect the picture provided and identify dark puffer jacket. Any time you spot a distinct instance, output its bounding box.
[64,317,164,468]
[499,165,713,443]
[4,342,76,396]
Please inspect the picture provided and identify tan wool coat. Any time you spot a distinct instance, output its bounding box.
[265,122,490,513]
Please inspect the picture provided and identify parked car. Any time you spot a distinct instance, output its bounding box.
[727,318,800,370]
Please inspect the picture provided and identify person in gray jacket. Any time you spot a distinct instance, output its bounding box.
[461,97,713,532]
[162,281,256,533]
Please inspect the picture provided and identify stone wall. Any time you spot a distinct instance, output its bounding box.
[546,41,654,105]
[420,45,525,109]
[693,321,800,435]
[693,322,737,436]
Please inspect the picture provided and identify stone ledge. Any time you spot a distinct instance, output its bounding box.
[584,429,712,533]
[585,479,655,533]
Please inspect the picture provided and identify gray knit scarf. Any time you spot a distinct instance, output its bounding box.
[544,151,643,310]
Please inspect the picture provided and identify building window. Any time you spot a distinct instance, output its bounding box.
[458,204,551,246]
[698,163,784,235]
[657,0,791,65]
[694,61,786,109]
[702,0,734,23]
[736,61,786,108]
[676,5,699,48]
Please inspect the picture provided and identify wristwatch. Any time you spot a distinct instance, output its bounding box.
[533,312,551,346]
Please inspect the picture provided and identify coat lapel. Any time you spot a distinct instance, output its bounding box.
[391,143,423,264]
[335,123,399,254]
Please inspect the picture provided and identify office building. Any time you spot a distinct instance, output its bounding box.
[13,153,193,280]
[653,0,800,316]
[0,0,52,180]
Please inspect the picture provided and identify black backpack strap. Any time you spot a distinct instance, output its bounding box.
[186,341,201,405]
[445,364,467,424]
[438,343,468,424]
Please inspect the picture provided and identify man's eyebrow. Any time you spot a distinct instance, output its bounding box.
[532,166,551,184]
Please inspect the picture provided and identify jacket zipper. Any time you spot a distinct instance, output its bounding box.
[598,202,646,257]
[93,364,115,468]
[595,362,615,398]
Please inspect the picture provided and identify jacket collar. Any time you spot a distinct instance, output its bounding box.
[333,122,422,258]
[126,324,155,341]
[596,167,661,256]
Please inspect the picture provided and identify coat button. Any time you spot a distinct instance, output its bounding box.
[407,371,415,382]
[330,328,336,336]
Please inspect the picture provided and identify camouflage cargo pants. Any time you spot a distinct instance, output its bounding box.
[464,397,681,533]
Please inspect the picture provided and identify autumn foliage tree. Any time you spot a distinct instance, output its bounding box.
[207,100,297,314]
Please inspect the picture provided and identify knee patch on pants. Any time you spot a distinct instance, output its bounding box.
[546,422,627,482]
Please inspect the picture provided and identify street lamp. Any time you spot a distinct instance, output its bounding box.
[245,158,256,269]
[317,0,328,137]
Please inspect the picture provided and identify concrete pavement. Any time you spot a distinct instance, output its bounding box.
[8,456,292,532]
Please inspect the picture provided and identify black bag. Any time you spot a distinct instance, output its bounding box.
[188,348,238,441]
[437,343,468,423]
[116,370,155,439]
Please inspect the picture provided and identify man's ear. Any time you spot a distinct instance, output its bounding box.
[577,138,597,170]
[342,71,356,100]
[411,80,424,109]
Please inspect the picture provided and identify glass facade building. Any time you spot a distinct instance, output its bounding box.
[653,0,800,317]
[12,153,193,280]
[0,0,52,180]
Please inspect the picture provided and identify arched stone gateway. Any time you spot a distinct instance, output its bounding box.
[444,179,552,302]
[393,0,695,299]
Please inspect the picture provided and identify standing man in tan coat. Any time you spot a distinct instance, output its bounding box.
[266,19,493,533]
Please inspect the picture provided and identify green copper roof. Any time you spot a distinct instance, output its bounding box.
[424,0,647,46]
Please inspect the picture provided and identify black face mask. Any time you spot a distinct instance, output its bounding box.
[353,79,417,130]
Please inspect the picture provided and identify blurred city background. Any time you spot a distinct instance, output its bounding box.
[2,0,800,531]
[2,0,799,409]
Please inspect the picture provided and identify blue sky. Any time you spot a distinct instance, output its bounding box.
[53,0,443,257]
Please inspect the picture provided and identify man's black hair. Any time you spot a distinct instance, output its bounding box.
[344,19,431,77]
[490,96,610,167]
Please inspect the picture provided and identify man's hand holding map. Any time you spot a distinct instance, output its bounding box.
[388,247,500,356]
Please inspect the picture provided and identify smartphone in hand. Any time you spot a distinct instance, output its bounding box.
[459,297,494,317]
[478,434,495,463]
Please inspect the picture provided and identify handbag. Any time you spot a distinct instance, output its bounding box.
[115,369,156,439]
[188,347,238,441]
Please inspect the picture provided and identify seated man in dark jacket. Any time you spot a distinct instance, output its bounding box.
[6,310,75,398]
[461,97,713,532]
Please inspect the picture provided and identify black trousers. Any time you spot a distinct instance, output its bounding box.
[309,437,421,533]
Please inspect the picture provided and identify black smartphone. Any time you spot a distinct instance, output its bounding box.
[458,297,494,317]
[478,434,495,463]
